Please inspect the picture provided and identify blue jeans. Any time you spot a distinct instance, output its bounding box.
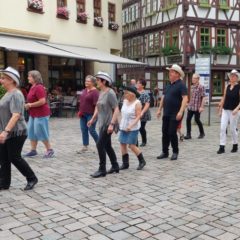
[80,114,98,146]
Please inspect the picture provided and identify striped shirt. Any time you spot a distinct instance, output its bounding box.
[188,84,205,111]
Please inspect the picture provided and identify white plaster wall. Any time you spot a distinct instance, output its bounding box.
[0,0,122,53]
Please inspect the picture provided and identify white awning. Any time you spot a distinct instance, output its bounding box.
[0,35,146,65]
[39,42,146,65]
[0,35,87,59]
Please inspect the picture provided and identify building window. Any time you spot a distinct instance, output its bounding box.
[27,0,43,13]
[219,0,228,7]
[200,27,210,47]
[94,0,101,17]
[164,29,178,47]
[161,0,176,9]
[212,72,223,96]
[57,0,69,19]
[124,4,139,24]
[108,3,115,22]
[145,0,158,15]
[216,29,227,47]
[76,0,87,23]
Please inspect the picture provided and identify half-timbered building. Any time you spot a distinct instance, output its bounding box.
[119,0,240,100]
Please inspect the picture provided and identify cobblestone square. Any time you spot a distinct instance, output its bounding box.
[1,107,240,240]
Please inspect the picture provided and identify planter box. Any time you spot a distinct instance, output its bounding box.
[57,14,69,20]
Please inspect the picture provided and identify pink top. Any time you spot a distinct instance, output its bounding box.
[27,84,50,117]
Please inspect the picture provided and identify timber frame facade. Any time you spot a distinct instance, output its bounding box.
[119,0,240,100]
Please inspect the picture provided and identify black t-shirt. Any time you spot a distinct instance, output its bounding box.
[163,79,188,117]
[223,84,240,110]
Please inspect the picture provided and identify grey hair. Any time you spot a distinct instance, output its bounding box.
[193,73,200,79]
[28,70,43,84]
[85,75,96,84]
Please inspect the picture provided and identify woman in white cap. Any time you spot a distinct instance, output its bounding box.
[24,70,54,158]
[217,69,240,154]
[87,71,120,178]
[0,67,38,190]
[119,86,146,170]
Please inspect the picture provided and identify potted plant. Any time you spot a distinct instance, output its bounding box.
[211,46,232,55]
[77,12,88,23]
[28,0,43,12]
[197,45,211,54]
[109,22,119,31]
[57,6,69,19]
[94,16,103,27]
[161,46,180,56]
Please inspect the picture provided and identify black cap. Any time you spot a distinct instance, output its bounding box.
[123,86,140,98]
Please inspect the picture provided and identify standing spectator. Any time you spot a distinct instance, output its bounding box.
[184,73,206,139]
[153,86,160,107]
[130,79,137,87]
[0,67,38,190]
[119,86,146,170]
[88,71,119,178]
[24,70,54,158]
[77,75,99,153]
[156,64,188,160]
[217,69,240,154]
[136,79,151,147]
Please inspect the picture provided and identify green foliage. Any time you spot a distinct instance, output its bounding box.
[211,46,232,55]
[197,45,211,54]
[0,85,6,99]
[161,46,180,56]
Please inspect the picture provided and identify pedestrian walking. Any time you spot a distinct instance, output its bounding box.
[88,71,119,178]
[136,79,151,147]
[153,86,160,107]
[77,75,99,153]
[0,67,38,190]
[217,69,240,154]
[24,70,54,158]
[156,64,188,160]
[184,73,206,139]
[119,86,146,170]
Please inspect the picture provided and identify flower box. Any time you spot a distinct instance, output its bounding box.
[57,7,69,20]
[77,12,88,24]
[28,0,43,13]
[109,22,119,31]
[94,17,103,27]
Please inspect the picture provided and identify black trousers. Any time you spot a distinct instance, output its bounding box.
[0,135,36,188]
[186,110,204,135]
[96,128,118,172]
[139,121,147,144]
[162,116,180,154]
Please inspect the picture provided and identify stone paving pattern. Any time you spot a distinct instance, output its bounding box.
[1,107,240,240]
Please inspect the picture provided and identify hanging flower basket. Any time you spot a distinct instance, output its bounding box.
[109,22,119,31]
[57,7,69,19]
[28,0,43,12]
[77,12,88,23]
[94,17,103,27]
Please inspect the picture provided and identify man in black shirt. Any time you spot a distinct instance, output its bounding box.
[156,64,188,160]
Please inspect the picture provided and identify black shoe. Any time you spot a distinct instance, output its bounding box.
[90,170,107,178]
[0,186,9,190]
[170,153,178,160]
[217,145,225,154]
[24,177,38,191]
[140,143,146,147]
[198,133,205,139]
[157,153,169,159]
[107,167,119,174]
[231,144,238,153]
[184,135,192,140]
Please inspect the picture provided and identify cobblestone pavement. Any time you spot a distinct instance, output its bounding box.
[1,107,240,240]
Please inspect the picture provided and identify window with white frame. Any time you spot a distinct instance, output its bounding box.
[145,0,158,15]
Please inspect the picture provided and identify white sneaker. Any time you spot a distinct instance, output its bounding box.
[76,146,88,154]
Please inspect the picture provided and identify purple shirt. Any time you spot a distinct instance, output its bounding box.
[79,88,99,114]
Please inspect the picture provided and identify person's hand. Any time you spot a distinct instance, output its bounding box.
[126,125,132,132]
[25,103,31,110]
[87,119,93,127]
[199,107,204,113]
[107,124,114,134]
[176,111,183,121]
[156,109,162,119]
[232,109,239,116]
[0,131,8,144]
